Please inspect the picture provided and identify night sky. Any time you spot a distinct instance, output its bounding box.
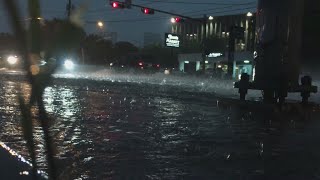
[0,0,257,46]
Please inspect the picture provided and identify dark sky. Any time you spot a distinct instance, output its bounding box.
[0,0,257,46]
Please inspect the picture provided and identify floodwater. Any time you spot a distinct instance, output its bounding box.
[1,72,320,179]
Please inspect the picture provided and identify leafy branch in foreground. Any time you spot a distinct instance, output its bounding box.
[3,0,85,179]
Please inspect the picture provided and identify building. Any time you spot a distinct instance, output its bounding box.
[178,52,253,79]
[171,13,256,52]
[143,32,162,47]
[173,12,256,78]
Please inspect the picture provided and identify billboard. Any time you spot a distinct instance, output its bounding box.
[165,33,180,48]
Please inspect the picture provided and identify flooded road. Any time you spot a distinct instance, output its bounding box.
[1,74,320,179]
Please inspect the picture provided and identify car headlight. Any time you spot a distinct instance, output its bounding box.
[7,56,18,65]
[64,59,74,70]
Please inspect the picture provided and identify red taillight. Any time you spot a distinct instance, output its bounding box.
[156,64,160,68]
[139,62,143,66]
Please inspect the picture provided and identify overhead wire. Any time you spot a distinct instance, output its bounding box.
[85,5,256,24]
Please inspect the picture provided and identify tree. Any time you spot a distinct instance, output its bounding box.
[41,18,86,61]
[113,41,139,58]
[140,44,178,67]
[82,34,113,65]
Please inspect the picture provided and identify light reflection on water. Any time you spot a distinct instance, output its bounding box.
[1,77,320,179]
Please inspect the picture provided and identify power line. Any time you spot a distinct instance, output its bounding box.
[85,6,256,24]
[134,0,257,6]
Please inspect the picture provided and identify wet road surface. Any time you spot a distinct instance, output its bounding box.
[1,74,320,179]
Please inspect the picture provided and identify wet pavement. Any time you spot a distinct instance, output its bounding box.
[1,73,320,179]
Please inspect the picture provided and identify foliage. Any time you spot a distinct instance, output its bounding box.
[0,33,18,53]
[82,34,113,64]
[41,18,86,61]
[140,44,178,67]
[3,0,87,179]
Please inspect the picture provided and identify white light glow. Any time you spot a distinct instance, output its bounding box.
[207,53,223,58]
[184,61,189,64]
[64,59,74,70]
[208,16,214,20]
[244,60,250,64]
[217,65,222,68]
[247,12,253,17]
[97,21,104,28]
[205,61,209,64]
[7,56,18,65]
[171,17,176,23]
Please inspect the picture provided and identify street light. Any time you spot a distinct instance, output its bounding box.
[97,21,104,28]
[208,16,214,20]
[170,17,176,23]
[247,12,253,17]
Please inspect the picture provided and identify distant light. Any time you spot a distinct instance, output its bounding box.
[7,55,18,65]
[112,2,118,8]
[217,65,222,68]
[121,65,124,68]
[164,69,170,75]
[184,61,189,64]
[97,21,104,28]
[205,61,209,64]
[175,17,181,22]
[110,63,113,66]
[247,12,253,17]
[207,53,223,58]
[64,59,74,70]
[144,8,149,14]
[171,17,176,23]
[208,16,214,20]
[138,62,143,66]
[156,64,160,68]
[37,17,42,20]
[244,60,250,64]
[40,60,46,66]
[253,51,257,58]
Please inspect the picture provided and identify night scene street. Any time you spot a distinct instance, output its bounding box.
[0,0,320,179]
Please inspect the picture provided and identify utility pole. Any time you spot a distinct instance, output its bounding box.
[227,26,235,78]
[201,14,207,73]
[67,0,72,17]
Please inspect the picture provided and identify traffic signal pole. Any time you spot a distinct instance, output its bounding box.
[110,0,208,72]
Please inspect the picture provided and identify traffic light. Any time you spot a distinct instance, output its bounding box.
[171,17,184,23]
[141,7,155,15]
[110,1,125,9]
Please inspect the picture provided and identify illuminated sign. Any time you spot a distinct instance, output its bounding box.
[165,33,180,48]
[207,53,223,58]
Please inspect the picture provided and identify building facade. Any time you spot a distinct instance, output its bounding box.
[173,13,256,78]
[171,13,256,52]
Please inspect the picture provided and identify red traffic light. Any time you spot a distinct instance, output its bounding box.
[175,17,181,22]
[110,1,125,9]
[141,7,154,15]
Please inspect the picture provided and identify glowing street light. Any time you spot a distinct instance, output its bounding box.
[208,16,214,20]
[97,21,104,28]
[171,17,176,23]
